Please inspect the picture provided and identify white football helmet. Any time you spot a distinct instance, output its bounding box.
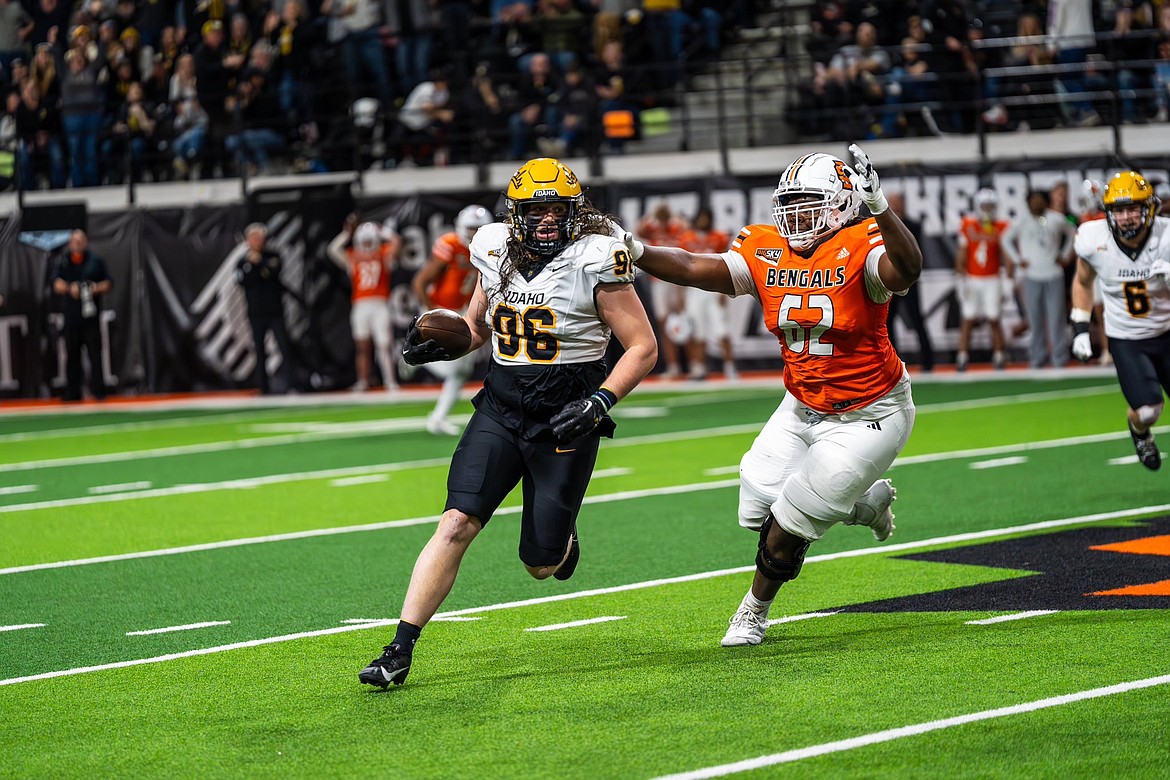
[772,153,861,251]
[455,204,492,244]
[354,221,381,250]
[974,187,998,216]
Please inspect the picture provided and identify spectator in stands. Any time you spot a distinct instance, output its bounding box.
[0,91,19,190]
[193,19,242,177]
[539,58,594,156]
[119,26,151,77]
[1155,34,1170,122]
[265,0,318,139]
[169,52,208,178]
[448,60,508,164]
[388,66,453,166]
[591,0,636,62]
[877,36,938,138]
[111,0,139,38]
[24,0,71,48]
[236,222,295,395]
[52,229,113,402]
[594,39,644,154]
[157,25,180,72]
[641,0,684,90]
[142,51,169,105]
[56,35,106,188]
[1002,189,1076,368]
[918,0,971,132]
[0,0,31,74]
[885,192,934,371]
[227,12,252,58]
[806,0,853,65]
[435,0,473,80]
[825,21,889,138]
[29,41,58,103]
[224,67,286,174]
[508,51,559,159]
[104,80,156,183]
[955,188,1011,371]
[386,0,440,96]
[1046,0,1100,126]
[328,219,401,392]
[530,0,585,74]
[1094,0,1152,125]
[679,206,737,380]
[328,0,394,109]
[636,202,687,377]
[14,79,65,189]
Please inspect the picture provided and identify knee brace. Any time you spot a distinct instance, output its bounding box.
[1137,403,1163,427]
[755,515,812,582]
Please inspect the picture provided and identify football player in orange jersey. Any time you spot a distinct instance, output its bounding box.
[328,219,402,392]
[954,188,1012,371]
[409,204,493,435]
[617,144,922,647]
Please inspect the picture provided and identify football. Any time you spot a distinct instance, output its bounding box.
[416,308,473,355]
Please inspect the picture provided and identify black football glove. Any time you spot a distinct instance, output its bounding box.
[401,315,451,366]
[550,389,617,443]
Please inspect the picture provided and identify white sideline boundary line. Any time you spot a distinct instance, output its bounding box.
[3,502,1168,686]
[651,673,1170,780]
[965,610,1060,625]
[0,623,46,632]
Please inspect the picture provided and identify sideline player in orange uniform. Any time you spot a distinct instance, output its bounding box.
[617,144,922,646]
[636,203,689,378]
[328,220,402,391]
[954,188,1012,371]
[409,204,493,435]
[679,207,737,380]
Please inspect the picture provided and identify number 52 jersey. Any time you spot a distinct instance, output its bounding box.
[721,218,904,415]
[1074,217,1170,340]
[469,222,637,365]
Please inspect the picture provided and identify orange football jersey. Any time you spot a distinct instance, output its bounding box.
[680,228,731,254]
[347,244,393,301]
[731,219,903,414]
[959,216,1009,276]
[427,231,477,311]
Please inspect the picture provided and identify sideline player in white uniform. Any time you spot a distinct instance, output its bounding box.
[359,158,658,688]
[1071,170,1170,470]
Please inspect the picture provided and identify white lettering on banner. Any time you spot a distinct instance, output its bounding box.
[0,316,28,391]
[99,310,119,388]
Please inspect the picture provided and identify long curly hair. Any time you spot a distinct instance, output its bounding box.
[491,201,617,298]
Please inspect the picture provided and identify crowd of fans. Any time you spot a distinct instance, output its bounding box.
[794,0,1170,140]
[0,0,747,189]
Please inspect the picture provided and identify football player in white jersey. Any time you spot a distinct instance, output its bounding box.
[359,158,658,688]
[1071,171,1170,470]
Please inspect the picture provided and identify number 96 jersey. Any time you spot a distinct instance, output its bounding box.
[1074,217,1170,340]
[469,223,637,365]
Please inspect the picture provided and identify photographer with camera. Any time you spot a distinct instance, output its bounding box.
[51,229,113,402]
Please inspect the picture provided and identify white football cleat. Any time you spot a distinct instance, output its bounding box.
[721,605,767,646]
[853,478,897,542]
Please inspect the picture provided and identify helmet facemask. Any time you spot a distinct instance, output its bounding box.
[772,187,858,251]
[1106,201,1156,241]
[508,196,580,256]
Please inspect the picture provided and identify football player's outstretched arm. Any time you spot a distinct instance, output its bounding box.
[595,282,658,399]
[633,245,736,296]
[873,209,924,292]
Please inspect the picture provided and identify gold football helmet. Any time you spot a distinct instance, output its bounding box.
[1102,171,1158,241]
[505,158,584,255]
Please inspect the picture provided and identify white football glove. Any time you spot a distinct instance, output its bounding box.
[1149,259,1170,284]
[1071,332,1093,362]
[608,220,645,263]
[848,143,888,216]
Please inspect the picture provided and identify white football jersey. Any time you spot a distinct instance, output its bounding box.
[1075,216,1170,340]
[469,223,638,365]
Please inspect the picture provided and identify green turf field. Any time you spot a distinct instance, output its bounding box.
[2,373,1169,779]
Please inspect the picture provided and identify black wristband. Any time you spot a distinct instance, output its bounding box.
[1072,321,1090,337]
[591,387,618,413]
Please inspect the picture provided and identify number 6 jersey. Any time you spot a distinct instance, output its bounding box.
[722,218,904,414]
[1074,217,1170,341]
[469,222,637,365]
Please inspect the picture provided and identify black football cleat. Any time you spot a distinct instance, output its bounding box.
[359,643,412,688]
[1130,426,1162,471]
[553,533,580,581]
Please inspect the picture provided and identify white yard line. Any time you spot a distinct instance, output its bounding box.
[525,616,627,632]
[88,481,152,495]
[329,475,389,487]
[592,468,632,479]
[650,673,1170,780]
[703,466,740,476]
[2,503,1166,687]
[766,612,840,626]
[125,621,232,636]
[0,623,46,632]
[0,409,305,444]
[0,485,37,495]
[969,456,1028,470]
[965,611,1060,625]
